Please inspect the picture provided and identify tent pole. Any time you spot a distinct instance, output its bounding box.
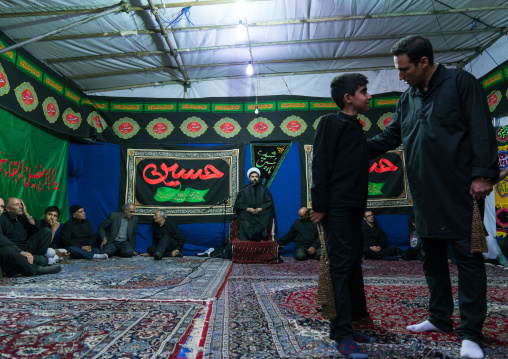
[0,2,129,55]
[147,0,190,89]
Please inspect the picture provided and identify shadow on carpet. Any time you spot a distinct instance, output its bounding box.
[0,297,205,358]
[0,256,231,301]
[205,259,508,358]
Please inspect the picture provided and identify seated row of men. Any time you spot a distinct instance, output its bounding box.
[0,196,185,277]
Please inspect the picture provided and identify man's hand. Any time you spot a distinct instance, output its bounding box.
[171,249,180,257]
[100,239,107,249]
[470,178,494,200]
[370,246,381,252]
[82,246,92,252]
[310,210,326,224]
[20,251,34,264]
[50,218,60,231]
[307,246,315,255]
[20,199,29,217]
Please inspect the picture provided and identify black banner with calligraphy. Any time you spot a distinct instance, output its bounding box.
[250,142,292,188]
[299,143,412,214]
[120,143,245,224]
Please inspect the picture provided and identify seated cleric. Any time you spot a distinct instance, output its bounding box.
[233,167,275,241]
[277,207,321,260]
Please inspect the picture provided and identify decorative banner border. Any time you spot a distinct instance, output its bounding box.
[377,112,394,131]
[62,108,82,130]
[303,144,412,209]
[214,117,241,138]
[280,115,307,137]
[146,117,174,139]
[0,63,10,96]
[488,90,502,112]
[42,97,59,124]
[181,117,207,138]
[358,114,371,131]
[87,111,108,133]
[15,82,38,112]
[113,117,140,139]
[247,117,275,138]
[124,146,242,222]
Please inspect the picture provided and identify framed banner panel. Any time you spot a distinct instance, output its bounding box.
[121,144,245,223]
[301,144,412,214]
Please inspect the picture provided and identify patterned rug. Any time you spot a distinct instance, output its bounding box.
[0,297,205,358]
[0,257,231,301]
[204,259,508,359]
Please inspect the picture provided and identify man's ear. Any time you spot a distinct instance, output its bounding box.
[343,93,351,106]
[419,56,429,69]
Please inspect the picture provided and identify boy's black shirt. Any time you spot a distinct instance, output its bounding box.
[311,111,369,211]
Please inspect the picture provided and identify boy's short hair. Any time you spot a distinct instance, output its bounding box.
[390,35,434,66]
[44,206,61,216]
[330,73,368,110]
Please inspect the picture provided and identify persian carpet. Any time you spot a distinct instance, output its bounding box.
[0,297,206,359]
[204,259,508,358]
[0,257,231,301]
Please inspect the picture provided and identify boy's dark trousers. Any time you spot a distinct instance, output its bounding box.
[324,206,366,342]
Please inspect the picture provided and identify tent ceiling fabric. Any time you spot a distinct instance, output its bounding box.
[0,0,507,99]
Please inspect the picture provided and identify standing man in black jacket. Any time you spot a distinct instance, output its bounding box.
[99,203,139,258]
[277,207,321,260]
[368,36,499,359]
[310,73,373,358]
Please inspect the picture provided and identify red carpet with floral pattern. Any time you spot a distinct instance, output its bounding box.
[204,259,508,358]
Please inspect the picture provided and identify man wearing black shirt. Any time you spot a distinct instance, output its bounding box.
[60,205,107,260]
[0,196,61,276]
[362,210,399,260]
[0,197,52,267]
[278,207,321,260]
[311,73,373,358]
[145,209,185,260]
[368,36,499,359]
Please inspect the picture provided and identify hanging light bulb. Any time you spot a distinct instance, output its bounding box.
[255,105,259,114]
[246,61,254,76]
[236,20,247,41]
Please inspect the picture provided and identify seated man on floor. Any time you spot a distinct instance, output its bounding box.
[362,210,399,260]
[0,197,53,267]
[144,209,185,260]
[400,213,424,261]
[234,167,274,241]
[34,205,69,264]
[277,207,321,260]
[0,196,61,276]
[98,203,139,258]
[60,204,108,260]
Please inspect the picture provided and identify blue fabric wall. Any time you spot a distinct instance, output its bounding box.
[67,142,409,256]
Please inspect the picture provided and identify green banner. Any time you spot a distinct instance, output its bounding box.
[0,107,69,222]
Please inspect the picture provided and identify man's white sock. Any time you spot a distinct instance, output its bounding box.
[407,320,442,333]
[460,340,484,358]
[93,253,108,259]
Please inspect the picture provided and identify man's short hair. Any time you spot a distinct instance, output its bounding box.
[391,36,434,66]
[4,198,13,208]
[157,209,167,219]
[330,73,368,110]
[122,202,135,211]
[45,206,61,216]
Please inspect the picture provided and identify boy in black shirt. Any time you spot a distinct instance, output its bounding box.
[311,73,373,358]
